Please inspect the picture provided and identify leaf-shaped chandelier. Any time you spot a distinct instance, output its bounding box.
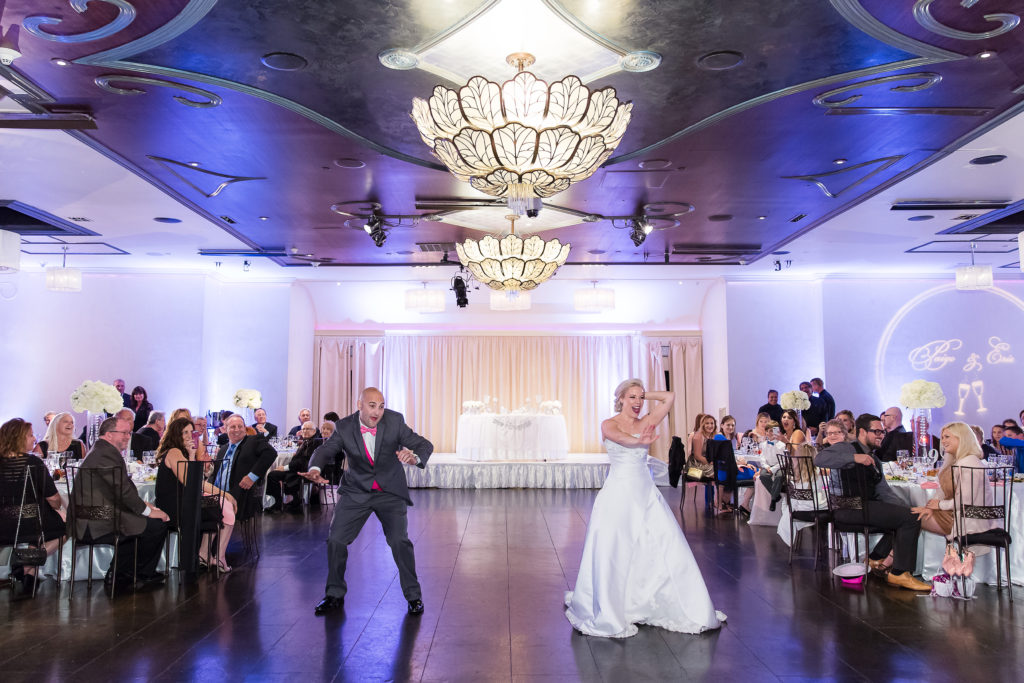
[455,214,570,291]
[412,53,632,214]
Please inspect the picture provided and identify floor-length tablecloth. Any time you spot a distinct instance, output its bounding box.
[455,413,569,461]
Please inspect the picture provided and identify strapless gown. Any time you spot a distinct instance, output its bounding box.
[564,438,726,638]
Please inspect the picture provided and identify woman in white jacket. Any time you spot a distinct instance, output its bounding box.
[911,421,999,545]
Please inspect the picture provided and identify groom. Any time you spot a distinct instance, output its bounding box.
[303,387,433,616]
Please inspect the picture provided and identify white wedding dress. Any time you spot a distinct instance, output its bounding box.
[564,438,726,638]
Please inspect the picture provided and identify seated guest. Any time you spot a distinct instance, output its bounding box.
[128,386,153,432]
[876,406,911,462]
[194,414,211,454]
[718,415,739,450]
[1003,419,1020,431]
[215,410,233,446]
[72,416,169,592]
[38,411,85,461]
[778,409,806,448]
[131,411,165,462]
[252,408,278,439]
[713,422,756,515]
[686,414,716,480]
[836,410,856,441]
[777,443,827,546]
[323,411,340,423]
[43,411,57,427]
[211,414,278,519]
[912,422,1000,543]
[757,390,783,424]
[320,420,336,441]
[748,411,771,443]
[267,421,321,513]
[971,425,997,459]
[169,408,192,424]
[815,413,930,591]
[288,408,313,437]
[999,426,1024,472]
[988,424,1007,455]
[155,417,236,572]
[0,418,67,594]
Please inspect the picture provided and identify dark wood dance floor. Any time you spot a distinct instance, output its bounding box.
[3,486,1020,681]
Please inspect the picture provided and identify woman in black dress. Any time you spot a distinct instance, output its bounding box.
[37,411,85,461]
[129,386,153,432]
[0,418,67,593]
[155,418,236,572]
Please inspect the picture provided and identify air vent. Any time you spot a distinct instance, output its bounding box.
[890,200,1010,211]
[417,242,457,253]
[671,243,760,256]
[954,214,979,221]
[67,216,92,222]
[219,215,237,224]
[0,201,98,237]
[789,214,807,223]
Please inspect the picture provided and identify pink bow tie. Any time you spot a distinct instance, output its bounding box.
[360,425,377,436]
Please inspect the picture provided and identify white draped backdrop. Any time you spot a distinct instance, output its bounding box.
[312,334,702,459]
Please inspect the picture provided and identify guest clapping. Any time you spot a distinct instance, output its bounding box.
[39,411,85,461]
[252,408,278,439]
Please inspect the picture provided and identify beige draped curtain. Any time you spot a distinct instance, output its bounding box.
[645,338,704,460]
[312,333,702,456]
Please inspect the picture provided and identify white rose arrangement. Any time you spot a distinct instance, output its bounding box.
[779,390,810,412]
[539,400,562,415]
[233,388,263,410]
[70,380,125,414]
[462,400,485,414]
[899,379,946,409]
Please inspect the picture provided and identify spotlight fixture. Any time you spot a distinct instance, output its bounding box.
[629,216,652,247]
[451,274,469,308]
[364,214,387,247]
[243,260,251,272]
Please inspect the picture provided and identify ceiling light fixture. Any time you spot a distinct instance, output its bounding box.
[629,216,652,246]
[405,282,446,313]
[451,274,469,308]
[364,214,387,247]
[0,229,20,272]
[489,290,531,311]
[0,25,21,66]
[574,281,615,312]
[455,214,569,291]
[46,246,81,292]
[412,52,632,215]
[955,242,993,290]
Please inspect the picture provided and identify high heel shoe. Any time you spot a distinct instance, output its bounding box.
[216,560,232,573]
[198,557,210,572]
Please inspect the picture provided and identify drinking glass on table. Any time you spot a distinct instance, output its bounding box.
[896,450,910,471]
[142,450,157,466]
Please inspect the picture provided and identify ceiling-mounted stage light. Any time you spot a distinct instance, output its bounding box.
[364,214,387,247]
[629,216,652,247]
[451,274,469,308]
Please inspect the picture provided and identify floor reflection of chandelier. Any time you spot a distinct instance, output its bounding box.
[412,52,632,214]
[456,215,569,291]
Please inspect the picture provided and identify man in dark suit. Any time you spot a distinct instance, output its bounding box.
[875,406,909,462]
[757,389,783,424]
[210,414,278,518]
[130,411,164,461]
[303,387,432,616]
[288,408,313,437]
[73,415,169,591]
[252,408,278,439]
[800,381,826,436]
[114,378,131,407]
[810,377,836,421]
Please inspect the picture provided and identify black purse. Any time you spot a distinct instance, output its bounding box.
[10,466,48,568]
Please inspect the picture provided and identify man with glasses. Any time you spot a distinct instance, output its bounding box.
[815,413,930,591]
[73,415,170,593]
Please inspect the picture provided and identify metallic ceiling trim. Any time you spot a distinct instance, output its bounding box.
[23,0,137,44]
[609,57,939,164]
[0,112,96,129]
[781,155,904,199]
[146,155,266,198]
[539,0,629,56]
[94,75,222,107]
[73,0,217,65]
[823,106,990,116]
[0,200,99,237]
[936,197,1024,235]
[20,242,129,256]
[830,0,967,59]
[813,72,941,108]
[913,0,1020,40]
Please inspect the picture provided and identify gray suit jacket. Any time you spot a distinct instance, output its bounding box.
[73,439,149,538]
[814,441,902,506]
[310,409,432,506]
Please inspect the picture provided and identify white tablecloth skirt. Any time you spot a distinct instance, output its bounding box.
[455,413,569,461]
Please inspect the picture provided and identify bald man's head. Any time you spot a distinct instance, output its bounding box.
[357,387,385,428]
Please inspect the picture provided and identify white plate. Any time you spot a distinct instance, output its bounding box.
[832,562,867,578]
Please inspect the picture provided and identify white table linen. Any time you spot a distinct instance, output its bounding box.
[455,413,569,461]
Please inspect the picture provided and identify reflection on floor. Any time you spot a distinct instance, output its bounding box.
[2,486,1018,682]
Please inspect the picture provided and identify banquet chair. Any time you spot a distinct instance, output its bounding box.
[66,464,136,599]
[709,439,754,519]
[675,442,716,518]
[778,453,829,568]
[821,465,893,584]
[953,465,1014,601]
[236,486,264,564]
[165,458,227,580]
[0,464,56,597]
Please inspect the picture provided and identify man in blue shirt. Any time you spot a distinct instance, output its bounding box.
[999,425,1024,473]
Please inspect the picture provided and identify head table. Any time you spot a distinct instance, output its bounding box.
[455,412,569,461]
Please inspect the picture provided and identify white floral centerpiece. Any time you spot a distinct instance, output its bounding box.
[779,390,810,412]
[539,400,562,415]
[462,400,485,415]
[233,388,262,410]
[899,379,946,409]
[70,380,125,414]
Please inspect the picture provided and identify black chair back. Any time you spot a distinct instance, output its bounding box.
[708,439,739,490]
[0,458,46,546]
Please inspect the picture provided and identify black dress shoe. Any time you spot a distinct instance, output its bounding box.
[314,596,344,616]
[407,599,424,615]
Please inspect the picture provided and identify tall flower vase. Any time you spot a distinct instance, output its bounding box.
[913,408,932,461]
[86,411,104,448]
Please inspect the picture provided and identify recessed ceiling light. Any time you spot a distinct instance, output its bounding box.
[969,154,1007,165]
[188,161,200,167]
[907,215,934,221]
[696,50,744,71]
[334,158,366,169]
[378,48,419,70]
[771,251,791,255]
[978,51,996,59]
[708,214,733,222]
[51,58,70,67]
[153,217,182,223]
[620,50,662,72]
[757,215,767,220]
[260,52,308,71]
[587,249,606,255]
[833,158,847,165]
[259,216,269,221]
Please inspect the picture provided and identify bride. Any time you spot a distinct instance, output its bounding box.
[564,379,726,638]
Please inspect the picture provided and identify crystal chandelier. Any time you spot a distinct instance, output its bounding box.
[411,52,632,214]
[455,214,569,291]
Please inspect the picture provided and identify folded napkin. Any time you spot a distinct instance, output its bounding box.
[920,481,939,489]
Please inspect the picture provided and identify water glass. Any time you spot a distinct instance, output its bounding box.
[143,450,157,466]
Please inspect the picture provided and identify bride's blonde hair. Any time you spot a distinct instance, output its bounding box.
[613,379,644,413]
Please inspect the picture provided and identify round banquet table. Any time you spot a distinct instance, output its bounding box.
[455,413,569,461]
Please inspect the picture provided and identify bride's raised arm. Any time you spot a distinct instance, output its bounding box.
[641,390,675,427]
[602,420,657,447]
